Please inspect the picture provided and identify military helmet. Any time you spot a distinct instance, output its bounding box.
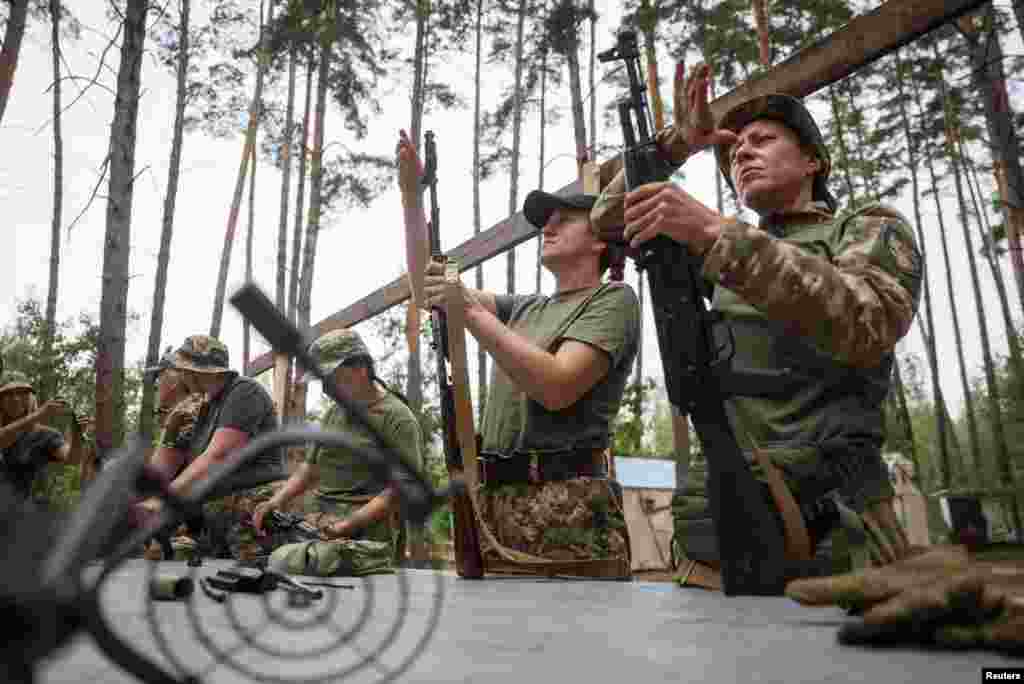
[714,93,836,212]
[302,329,372,382]
[171,335,232,374]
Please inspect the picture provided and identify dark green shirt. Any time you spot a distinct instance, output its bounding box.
[190,374,282,471]
[481,282,640,456]
[306,389,423,504]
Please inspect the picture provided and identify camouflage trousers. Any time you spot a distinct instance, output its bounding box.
[475,477,630,564]
[200,484,287,561]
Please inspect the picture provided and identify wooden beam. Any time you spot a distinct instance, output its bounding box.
[698,0,988,132]
[248,0,987,377]
[246,181,579,375]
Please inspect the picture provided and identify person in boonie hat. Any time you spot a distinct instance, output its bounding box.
[141,334,285,532]
[145,346,201,432]
[0,371,89,502]
[252,327,424,559]
[301,329,373,383]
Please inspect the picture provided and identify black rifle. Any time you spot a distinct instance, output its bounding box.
[599,30,789,595]
[422,131,484,579]
[266,509,322,541]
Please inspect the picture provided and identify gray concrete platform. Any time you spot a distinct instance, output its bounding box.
[40,559,1017,684]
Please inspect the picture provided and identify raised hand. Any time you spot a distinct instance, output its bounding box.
[396,129,425,202]
[656,62,737,164]
[421,260,482,315]
[39,398,72,421]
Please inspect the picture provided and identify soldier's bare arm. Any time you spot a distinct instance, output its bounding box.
[463,303,611,412]
[169,427,250,497]
[253,462,320,531]
[323,486,398,540]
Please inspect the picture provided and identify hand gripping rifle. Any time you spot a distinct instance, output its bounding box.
[422,131,484,579]
[599,30,789,595]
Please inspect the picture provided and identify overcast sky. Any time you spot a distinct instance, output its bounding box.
[2,1,1022,425]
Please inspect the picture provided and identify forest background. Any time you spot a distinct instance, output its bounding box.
[2,0,1024,540]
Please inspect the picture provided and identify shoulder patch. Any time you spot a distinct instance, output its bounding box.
[883,222,922,277]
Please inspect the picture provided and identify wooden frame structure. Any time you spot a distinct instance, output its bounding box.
[247,0,988,378]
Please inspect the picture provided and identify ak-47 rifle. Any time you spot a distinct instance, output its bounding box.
[422,131,484,579]
[598,30,789,595]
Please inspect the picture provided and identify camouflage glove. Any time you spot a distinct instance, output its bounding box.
[786,545,1024,654]
[828,494,910,570]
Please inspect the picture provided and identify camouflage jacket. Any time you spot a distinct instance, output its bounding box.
[709,202,922,509]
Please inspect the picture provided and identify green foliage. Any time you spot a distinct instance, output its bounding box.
[612,376,655,456]
[1,297,143,452]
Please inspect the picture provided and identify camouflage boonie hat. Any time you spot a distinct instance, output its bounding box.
[0,371,34,398]
[172,335,232,374]
[714,94,836,212]
[302,329,372,382]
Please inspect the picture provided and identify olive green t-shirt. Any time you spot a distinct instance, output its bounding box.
[480,282,640,456]
[306,389,424,503]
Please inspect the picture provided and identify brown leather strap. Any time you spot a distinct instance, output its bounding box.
[677,558,723,591]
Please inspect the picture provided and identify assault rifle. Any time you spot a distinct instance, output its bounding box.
[422,131,484,579]
[598,30,789,595]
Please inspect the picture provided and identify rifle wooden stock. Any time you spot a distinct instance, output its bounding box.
[422,132,484,578]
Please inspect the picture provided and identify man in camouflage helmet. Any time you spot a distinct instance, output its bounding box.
[0,372,90,504]
[397,129,640,578]
[591,64,923,589]
[140,335,285,558]
[252,329,424,556]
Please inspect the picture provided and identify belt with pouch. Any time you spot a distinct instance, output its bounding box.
[479,448,607,486]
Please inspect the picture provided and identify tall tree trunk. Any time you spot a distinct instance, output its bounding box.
[96,0,148,459]
[272,45,297,419]
[289,55,314,324]
[827,85,857,204]
[958,128,1024,399]
[587,0,596,158]
[751,0,770,66]
[243,144,255,369]
[912,65,975,489]
[44,0,63,402]
[508,0,527,294]
[0,0,28,126]
[937,45,1021,535]
[140,0,190,440]
[891,359,922,484]
[638,0,663,130]
[210,2,269,338]
[473,0,487,422]
[297,44,329,341]
[959,8,1024,317]
[277,46,296,310]
[567,40,587,176]
[406,0,432,416]
[893,50,953,488]
[287,54,314,423]
[535,41,547,295]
